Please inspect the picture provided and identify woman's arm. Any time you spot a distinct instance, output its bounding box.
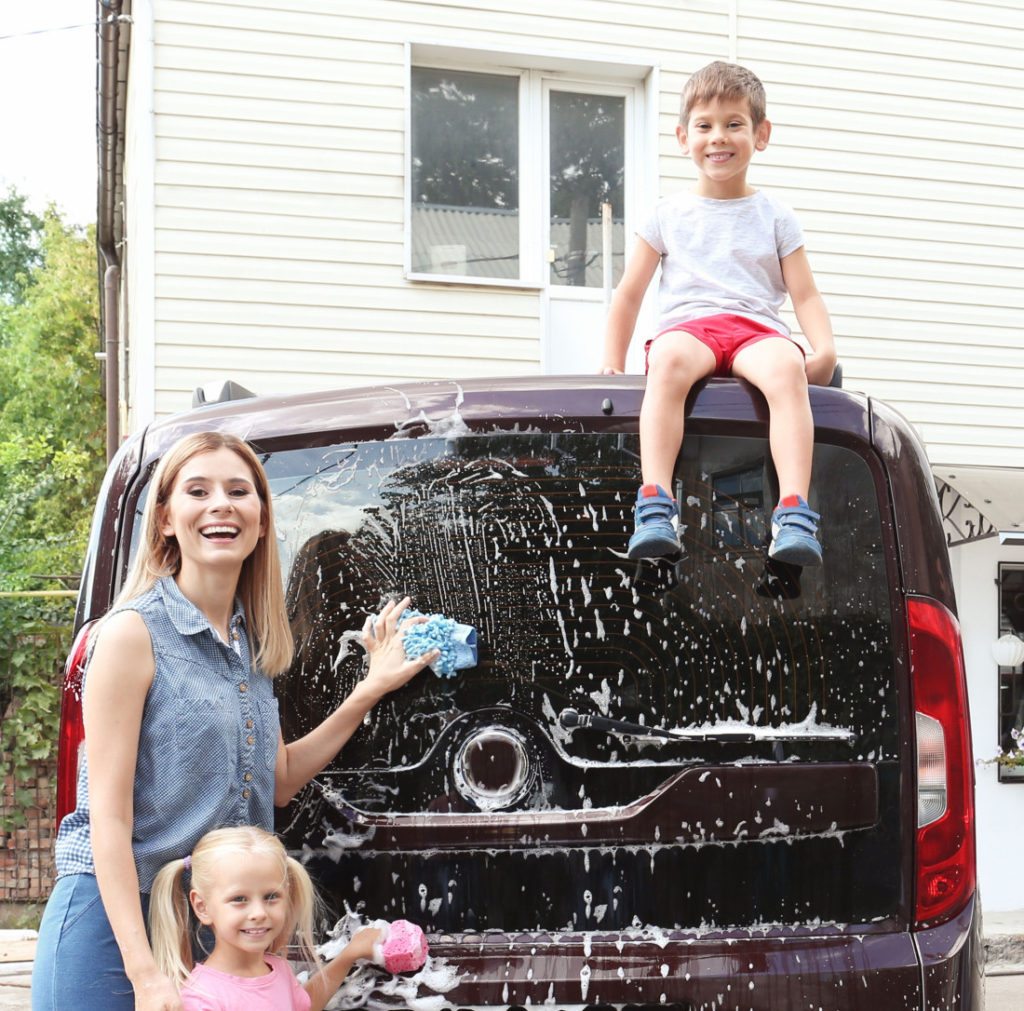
[781,246,837,386]
[85,610,183,1011]
[274,598,437,805]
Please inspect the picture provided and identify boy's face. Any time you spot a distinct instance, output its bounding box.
[677,97,771,198]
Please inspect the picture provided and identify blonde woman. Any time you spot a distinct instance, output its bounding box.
[33,432,438,1011]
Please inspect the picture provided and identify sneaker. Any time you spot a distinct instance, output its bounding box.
[768,495,822,566]
[627,484,680,559]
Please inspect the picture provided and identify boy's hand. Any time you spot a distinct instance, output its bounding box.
[804,350,838,386]
[600,365,624,375]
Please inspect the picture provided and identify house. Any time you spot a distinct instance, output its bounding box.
[95,0,1024,907]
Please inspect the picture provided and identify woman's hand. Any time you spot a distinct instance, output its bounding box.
[361,597,439,698]
[133,968,183,1010]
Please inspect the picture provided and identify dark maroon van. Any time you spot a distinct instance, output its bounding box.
[58,375,982,1010]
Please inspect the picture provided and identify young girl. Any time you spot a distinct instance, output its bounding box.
[32,430,439,1011]
[149,826,379,1011]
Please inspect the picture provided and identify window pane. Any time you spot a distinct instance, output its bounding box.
[998,563,1024,778]
[548,90,625,288]
[411,68,519,279]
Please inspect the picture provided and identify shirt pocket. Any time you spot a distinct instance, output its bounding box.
[175,697,236,778]
[256,695,280,770]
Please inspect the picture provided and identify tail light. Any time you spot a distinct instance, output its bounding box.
[909,596,976,927]
[56,622,93,830]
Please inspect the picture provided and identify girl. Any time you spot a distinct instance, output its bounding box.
[149,826,379,1011]
[32,431,439,1011]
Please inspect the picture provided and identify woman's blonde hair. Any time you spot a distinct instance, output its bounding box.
[111,431,293,675]
[149,826,320,989]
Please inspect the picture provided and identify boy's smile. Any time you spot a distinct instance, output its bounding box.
[677,97,771,199]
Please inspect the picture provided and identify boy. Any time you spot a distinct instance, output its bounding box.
[602,61,836,565]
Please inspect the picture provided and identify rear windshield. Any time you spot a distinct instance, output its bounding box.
[267,431,897,803]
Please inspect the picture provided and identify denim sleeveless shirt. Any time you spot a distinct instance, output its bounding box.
[54,577,280,891]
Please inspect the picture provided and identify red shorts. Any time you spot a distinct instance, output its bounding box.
[644,313,803,377]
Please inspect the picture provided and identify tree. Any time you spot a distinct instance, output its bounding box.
[0,206,105,588]
[0,186,44,304]
[0,196,104,825]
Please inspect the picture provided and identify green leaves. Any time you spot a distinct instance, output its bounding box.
[0,188,103,827]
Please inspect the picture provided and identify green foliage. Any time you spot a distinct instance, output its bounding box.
[0,596,73,829]
[0,204,105,590]
[0,186,44,304]
[0,189,104,825]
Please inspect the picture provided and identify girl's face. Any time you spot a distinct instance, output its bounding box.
[158,447,266,574]
[190,850,291,974]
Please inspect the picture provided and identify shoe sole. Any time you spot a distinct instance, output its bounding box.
[768,542,822,567]
[628,535,681,560]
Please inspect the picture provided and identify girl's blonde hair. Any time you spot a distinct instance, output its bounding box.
[149,826,320,989]
[111,431,293,675]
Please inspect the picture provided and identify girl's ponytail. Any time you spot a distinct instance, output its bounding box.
[149,857,195,989]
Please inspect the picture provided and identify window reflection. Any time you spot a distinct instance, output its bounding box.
[410,68,519,279]
[548,90,625,288]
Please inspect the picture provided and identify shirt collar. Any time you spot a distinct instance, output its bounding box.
[157,575,246,638]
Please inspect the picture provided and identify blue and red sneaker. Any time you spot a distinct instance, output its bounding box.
[769,495,822,566]
[627,484,680,560]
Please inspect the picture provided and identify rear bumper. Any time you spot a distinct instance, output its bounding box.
[425,896,983,1010]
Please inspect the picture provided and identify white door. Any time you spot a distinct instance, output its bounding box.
[542,81,649,375]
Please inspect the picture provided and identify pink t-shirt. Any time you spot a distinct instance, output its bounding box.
[181,954,311,1011]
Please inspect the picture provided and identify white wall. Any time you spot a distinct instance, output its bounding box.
[132,0,1024,465]
[951,535,1024,911]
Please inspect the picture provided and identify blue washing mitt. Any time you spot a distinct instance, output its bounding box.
[400,609,478,677]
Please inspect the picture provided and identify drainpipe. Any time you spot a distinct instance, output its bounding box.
[97,0,123,462]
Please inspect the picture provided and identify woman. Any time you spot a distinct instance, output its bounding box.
[32,432,438,1011]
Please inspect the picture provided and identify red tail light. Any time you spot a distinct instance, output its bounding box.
[56,623,93,830]
[909,596,975,927]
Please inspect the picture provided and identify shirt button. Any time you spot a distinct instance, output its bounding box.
[239,683,248,693]
[244,772,252,782]
[242,789,250,799]
[246,720,253,729]
[232,631,240,641]
[247,736,254,745]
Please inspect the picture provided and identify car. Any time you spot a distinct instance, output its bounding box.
[58,373,982,1010]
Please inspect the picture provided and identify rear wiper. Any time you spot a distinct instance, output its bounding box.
[558,708,854,744]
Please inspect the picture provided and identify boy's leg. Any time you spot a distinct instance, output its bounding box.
[629,332,717,559]
[731,337,822,565]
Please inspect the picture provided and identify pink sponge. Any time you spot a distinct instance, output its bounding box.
[373,919,428,973]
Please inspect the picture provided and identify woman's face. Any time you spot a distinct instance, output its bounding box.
[158,447,266,573]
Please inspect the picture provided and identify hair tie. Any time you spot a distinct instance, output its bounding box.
[183,855,192,871]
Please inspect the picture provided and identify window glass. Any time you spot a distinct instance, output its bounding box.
[264,432,895,801]
[410,68,519,279]
[998,563,1024,779]
[548,90,625,287]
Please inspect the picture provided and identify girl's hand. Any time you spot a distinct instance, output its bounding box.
[360,598,439,698]
[133,969,183,1010]
[346,926,384,962]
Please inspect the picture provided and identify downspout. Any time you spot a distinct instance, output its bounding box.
[97,0,123,462]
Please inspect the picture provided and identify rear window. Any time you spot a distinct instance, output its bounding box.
[271,430,897,789]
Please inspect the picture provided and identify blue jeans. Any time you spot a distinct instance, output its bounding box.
[32,873,147,1011]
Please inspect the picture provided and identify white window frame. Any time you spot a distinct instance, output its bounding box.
[405,42,658,290]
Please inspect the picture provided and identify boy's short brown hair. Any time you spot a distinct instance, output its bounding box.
[680,61,767,127]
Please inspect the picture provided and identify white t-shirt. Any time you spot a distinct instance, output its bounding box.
[638,190,804,337]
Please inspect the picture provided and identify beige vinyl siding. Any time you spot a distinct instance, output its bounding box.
[142,0,1023,471]
[731,1,1024,469]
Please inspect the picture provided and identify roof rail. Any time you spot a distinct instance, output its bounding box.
[192,380,257,409]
